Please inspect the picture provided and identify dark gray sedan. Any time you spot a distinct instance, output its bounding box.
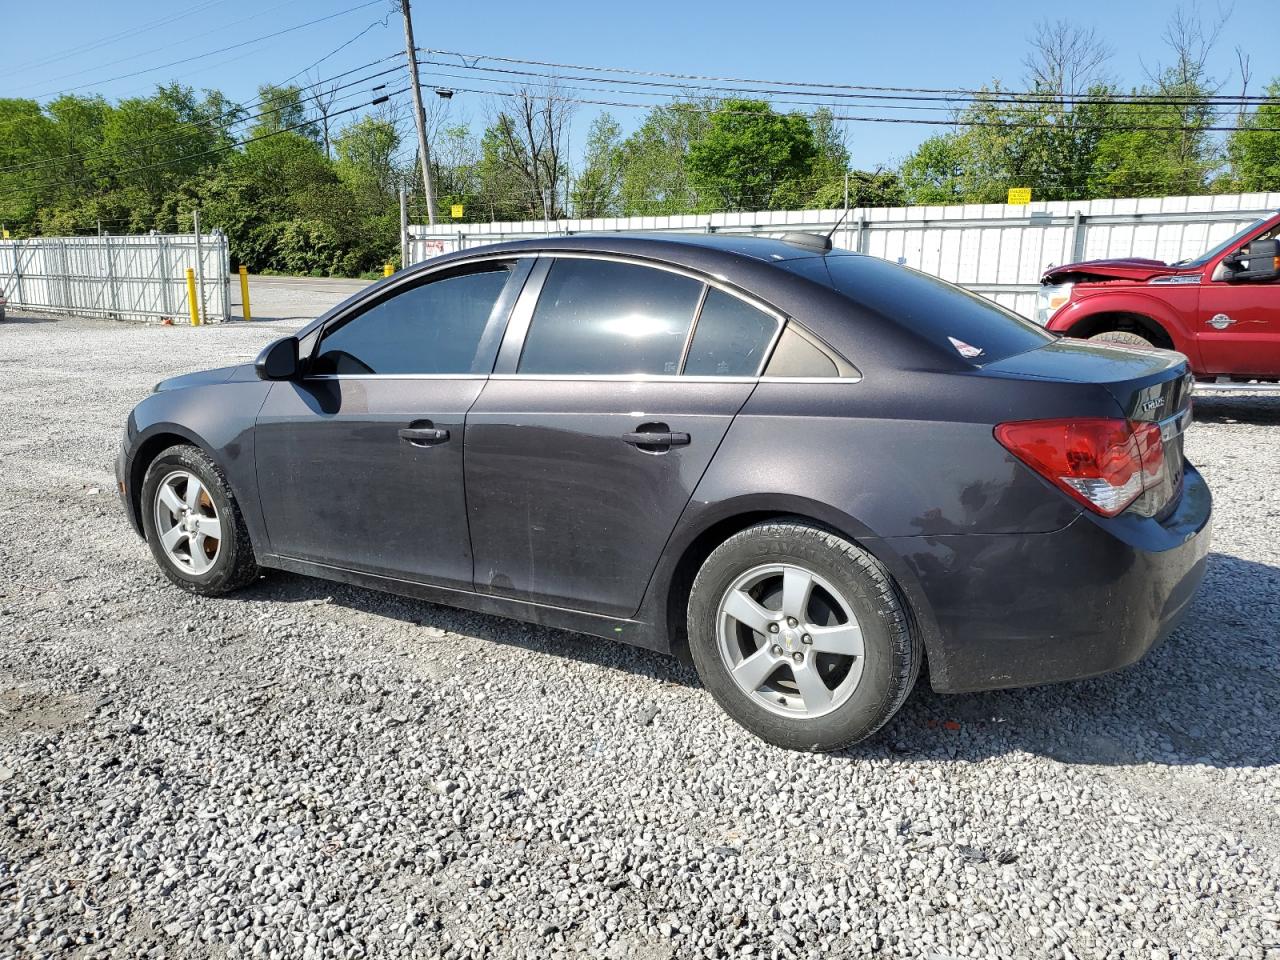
[116,234,1211,750]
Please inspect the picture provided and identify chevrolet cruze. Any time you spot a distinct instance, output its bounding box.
[117,234,1211,750]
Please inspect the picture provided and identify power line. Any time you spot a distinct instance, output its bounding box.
[26,0,386,100]
[418,57,1278,113]
[427,84,1280,134]
[0,0,229,80]
[422,48,1280,106]
[417,63,1264,127]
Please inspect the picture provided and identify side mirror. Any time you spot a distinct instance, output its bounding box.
[255,336,300,380]
[1224,238,1279,282]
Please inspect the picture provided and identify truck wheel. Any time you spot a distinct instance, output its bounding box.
[1089,330,1153,348]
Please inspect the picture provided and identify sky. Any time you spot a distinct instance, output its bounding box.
[1,0,1268,172]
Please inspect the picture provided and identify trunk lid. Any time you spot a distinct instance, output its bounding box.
[984,338,1194,517]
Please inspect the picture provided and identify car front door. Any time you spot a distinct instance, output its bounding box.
[254,259,529,587]
[1197,223,1280,377]
[464,255,783,618]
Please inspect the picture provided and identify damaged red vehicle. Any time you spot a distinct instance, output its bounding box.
[1036,211,1280,380]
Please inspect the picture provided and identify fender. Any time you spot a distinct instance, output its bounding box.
[636,491,947,680]
[1048,290,1203,368]
[123,380,272,553]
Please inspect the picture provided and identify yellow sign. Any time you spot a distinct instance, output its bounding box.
[1007,187,1032,206]
[450,204,464,219]
[1,229,8,239]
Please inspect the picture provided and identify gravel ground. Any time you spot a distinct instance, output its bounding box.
[230,276,372,324]
[2,311,1279,960]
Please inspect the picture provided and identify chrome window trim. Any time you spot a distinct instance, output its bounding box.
[303,373,489,381]
[486,373,862,384]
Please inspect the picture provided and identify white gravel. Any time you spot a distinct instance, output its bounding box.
[2,311,1279,960]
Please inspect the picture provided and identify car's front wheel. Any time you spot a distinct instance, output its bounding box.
[687,520,919,751]
[140,444,260,596]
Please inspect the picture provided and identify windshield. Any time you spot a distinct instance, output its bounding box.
[1173,218,1268,268]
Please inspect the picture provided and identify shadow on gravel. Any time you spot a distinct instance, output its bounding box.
[1191,393,1280,425]
[231,550,1278,770]
[1,314,63,325]
[232,572,702,688]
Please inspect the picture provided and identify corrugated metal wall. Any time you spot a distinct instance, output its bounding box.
[0,233,231,323]
[408,192,1280,318]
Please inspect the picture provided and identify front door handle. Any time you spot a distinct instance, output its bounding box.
[622,430,691,449]
[399,426,450,446]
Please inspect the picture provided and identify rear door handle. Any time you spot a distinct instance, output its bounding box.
[398,426,450,446]
[621,431,691,448]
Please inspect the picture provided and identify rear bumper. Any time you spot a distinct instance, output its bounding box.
[882,463,1212,694]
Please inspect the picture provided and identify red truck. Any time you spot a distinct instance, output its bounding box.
[1036,211,1280,381]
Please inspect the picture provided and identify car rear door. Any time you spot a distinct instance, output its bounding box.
[463,255,782,618]
[253,259,529,587]
[1196,222,1280,376]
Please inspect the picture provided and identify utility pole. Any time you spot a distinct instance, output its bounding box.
[399,183,409,268]
[399,0,437,226]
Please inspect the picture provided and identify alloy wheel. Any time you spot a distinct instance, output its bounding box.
[716,562,865,719]
[153,470,222,575]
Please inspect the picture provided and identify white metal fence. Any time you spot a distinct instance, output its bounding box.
[0,233,231,323]
[408,192,1280,318]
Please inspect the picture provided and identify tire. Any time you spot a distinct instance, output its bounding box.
[140,444,260,596]
[687,520,919,752]
[1088,329,1153,348]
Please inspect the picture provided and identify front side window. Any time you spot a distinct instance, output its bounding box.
[313,265,512,375]
[518,259,703,375]
[683,288,779,376]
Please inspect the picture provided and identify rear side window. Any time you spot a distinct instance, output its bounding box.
[518,259,703,375]
[313,266,511,375]
[683,289,779,376]
[790,254,1054,364]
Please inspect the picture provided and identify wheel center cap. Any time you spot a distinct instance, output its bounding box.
[782,627,798,649]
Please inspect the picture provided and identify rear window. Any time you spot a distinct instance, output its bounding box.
[788,254,1054,364]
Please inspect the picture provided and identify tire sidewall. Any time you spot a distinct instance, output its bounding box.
[140,447,243,593]
[688,526,908,751]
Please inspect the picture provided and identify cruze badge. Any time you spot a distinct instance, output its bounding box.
[1138,396,1165,414]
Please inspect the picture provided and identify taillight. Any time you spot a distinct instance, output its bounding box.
[994,418,1167,517]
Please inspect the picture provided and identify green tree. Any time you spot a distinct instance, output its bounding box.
[253,84,318,141]
[618,101,712,216]
[898,133,970,204]
[685,100,817,211]
[1224,79,1280,191]
[572,113,623,217]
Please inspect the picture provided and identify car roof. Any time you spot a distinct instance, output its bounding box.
[436,231,829,264]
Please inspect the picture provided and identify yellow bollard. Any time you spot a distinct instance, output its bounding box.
[383,263,394,278]
[238,265,251,321]
[185,268,201,326]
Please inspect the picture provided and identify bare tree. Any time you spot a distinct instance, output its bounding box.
[481,86,573,219]
[1023,19,1113,101]
[1234,45,1252,125]
[307,72,341,160]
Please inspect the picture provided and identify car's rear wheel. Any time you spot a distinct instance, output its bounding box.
[687,520,919,751]
[140,444,259,596]
[1089,329,1153,348]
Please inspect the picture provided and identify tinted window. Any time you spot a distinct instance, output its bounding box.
[683,289,778,376]
[786,254,1054,364]
[313,266,511,375]
[764,325,839,377]
[518,259,703,375]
